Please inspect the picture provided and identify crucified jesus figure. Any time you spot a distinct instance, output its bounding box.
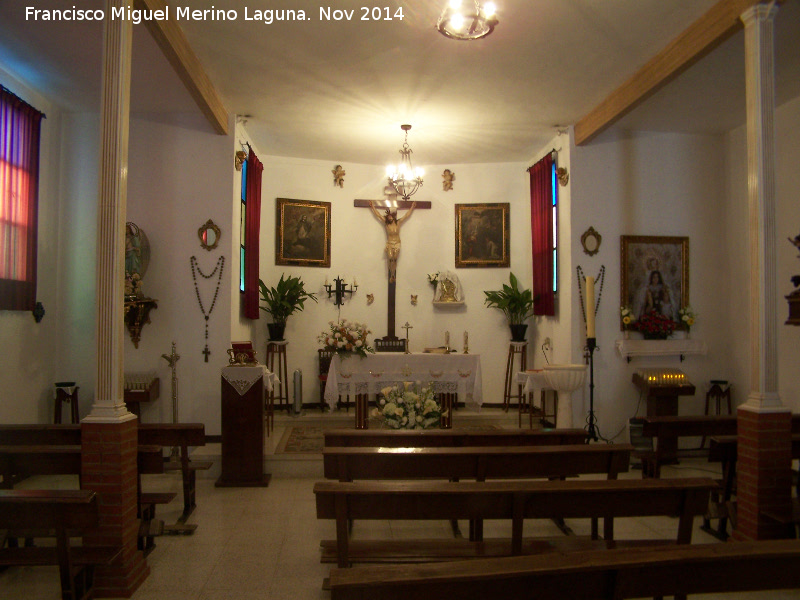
[370,201,416,282]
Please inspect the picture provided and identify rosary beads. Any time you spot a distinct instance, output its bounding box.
[190,255,225,362]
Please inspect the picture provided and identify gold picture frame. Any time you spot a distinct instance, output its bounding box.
[454,203,510,268]
[275,198,331,267]
[620,235,689,329]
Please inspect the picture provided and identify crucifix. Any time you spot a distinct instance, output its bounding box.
[354,191,431,343]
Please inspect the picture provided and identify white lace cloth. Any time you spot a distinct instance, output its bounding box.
[221,365,275,396]
[323,353,482,408]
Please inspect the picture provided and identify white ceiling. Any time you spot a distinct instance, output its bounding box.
[1,0,798,165]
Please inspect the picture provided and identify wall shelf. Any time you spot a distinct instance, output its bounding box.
[615,338,707,363]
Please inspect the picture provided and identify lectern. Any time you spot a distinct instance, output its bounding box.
[217,365,271,487]
[632,368,696,463]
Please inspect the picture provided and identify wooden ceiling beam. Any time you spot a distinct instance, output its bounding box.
[574,0,782,146]
[134,0,228,135]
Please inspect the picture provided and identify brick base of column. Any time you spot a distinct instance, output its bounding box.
[732,406,793,541]
[81,419,149,597]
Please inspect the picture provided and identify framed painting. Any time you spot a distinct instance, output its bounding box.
[454,203,510,268]
[620,235,689,329]
[275,198,331,267]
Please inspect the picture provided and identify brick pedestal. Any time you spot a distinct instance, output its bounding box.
[81,419,149,597]
[732,407,792,541]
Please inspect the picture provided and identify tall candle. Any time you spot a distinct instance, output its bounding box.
[585,276,596,338]
[445,331,450,347]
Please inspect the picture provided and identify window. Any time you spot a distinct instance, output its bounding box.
[0,86,44,311]
[551,161,558,294]
[240,157,247,293]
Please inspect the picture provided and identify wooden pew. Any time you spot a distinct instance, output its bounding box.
[324,443,632,541]
[638,414,800,478]
[323,428,588,448]
[327,539,800,600]
[0,444,167,553]
[324,444,632,482]
[315,478,716,568]
[137,423,211,521]
[0,489,122,600]
[0,423,210,521]
[703,433,800,540]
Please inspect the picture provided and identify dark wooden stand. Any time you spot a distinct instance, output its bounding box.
[632,370,696,463]
[216,370,270,487]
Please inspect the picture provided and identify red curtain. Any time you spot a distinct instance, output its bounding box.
[243,147,263,319]
[0,87,44,311]
[529,152,555,316]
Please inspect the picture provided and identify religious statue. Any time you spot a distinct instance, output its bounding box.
[442,169,455,191]
[332,164,346,188]
[369,201,416,282]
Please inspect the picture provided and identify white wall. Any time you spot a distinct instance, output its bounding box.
[254,156,534,412]
[124,114,235,432]
[0,65,63,423]
[569,129,731,441]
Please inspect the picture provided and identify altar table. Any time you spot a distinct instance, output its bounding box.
[324,353,482,427]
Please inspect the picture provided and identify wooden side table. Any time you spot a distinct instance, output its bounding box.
[265,340,289,413]
[503,342,527,411]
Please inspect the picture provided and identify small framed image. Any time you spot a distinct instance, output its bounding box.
[276,198,331,267]
[620,235,689,328]
[454,203,510,268]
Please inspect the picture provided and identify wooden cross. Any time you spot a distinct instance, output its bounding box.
[354,194,431,342]
[202,345,211,363]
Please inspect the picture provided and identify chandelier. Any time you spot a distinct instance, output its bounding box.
[386,124,424,201]
[437,0,498,41]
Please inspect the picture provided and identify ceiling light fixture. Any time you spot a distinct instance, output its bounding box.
[386,124,424,201]
[437,0,498,41]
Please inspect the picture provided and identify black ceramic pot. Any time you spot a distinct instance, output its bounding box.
[509,324,528,342]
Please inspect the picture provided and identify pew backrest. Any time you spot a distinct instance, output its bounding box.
[323,444,632,482]
[323,428,588,448]
[327,539,800,600]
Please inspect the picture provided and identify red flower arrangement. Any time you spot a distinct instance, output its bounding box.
[634,311,677,339]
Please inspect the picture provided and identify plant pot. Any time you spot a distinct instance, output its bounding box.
[267,322,286,341]
[509,324,528,342]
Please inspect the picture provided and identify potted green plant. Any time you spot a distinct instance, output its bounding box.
[483,272,536,341]
[258,274,318,340]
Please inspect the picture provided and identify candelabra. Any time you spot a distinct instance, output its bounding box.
[324,276,357,307]
[585,337,599,442]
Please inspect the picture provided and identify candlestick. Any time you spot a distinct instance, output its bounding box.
[445,330,450,348]
[463,331,469,354]
[585,275,596,338]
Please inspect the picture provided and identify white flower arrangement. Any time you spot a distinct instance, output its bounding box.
[317,319,374,358]
[427,272,439,287]
[678,306,696,332]
[620,305,635,329]
[375,382,443,429]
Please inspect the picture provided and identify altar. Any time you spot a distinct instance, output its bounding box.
[323,353,482,428]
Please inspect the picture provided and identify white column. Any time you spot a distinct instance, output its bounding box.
[742,3,782,411]
[85,0,136,423]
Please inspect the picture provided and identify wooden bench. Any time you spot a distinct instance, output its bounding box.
[324,444,632,483]
[0,489,122,600]
[0,444,168,553]
[704,433,800,540]
[324,443,632,540]
[315,478,716,568]
[638,414,800,478]
[327,539,800,600]
[137,423,211,521]
[0,423,210,521]
[323,427,588,448]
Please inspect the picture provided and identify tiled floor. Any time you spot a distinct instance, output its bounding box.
[2,413,800,599]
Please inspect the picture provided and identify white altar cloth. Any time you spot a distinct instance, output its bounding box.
[221,365,275,396]
[323,353,482,408]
